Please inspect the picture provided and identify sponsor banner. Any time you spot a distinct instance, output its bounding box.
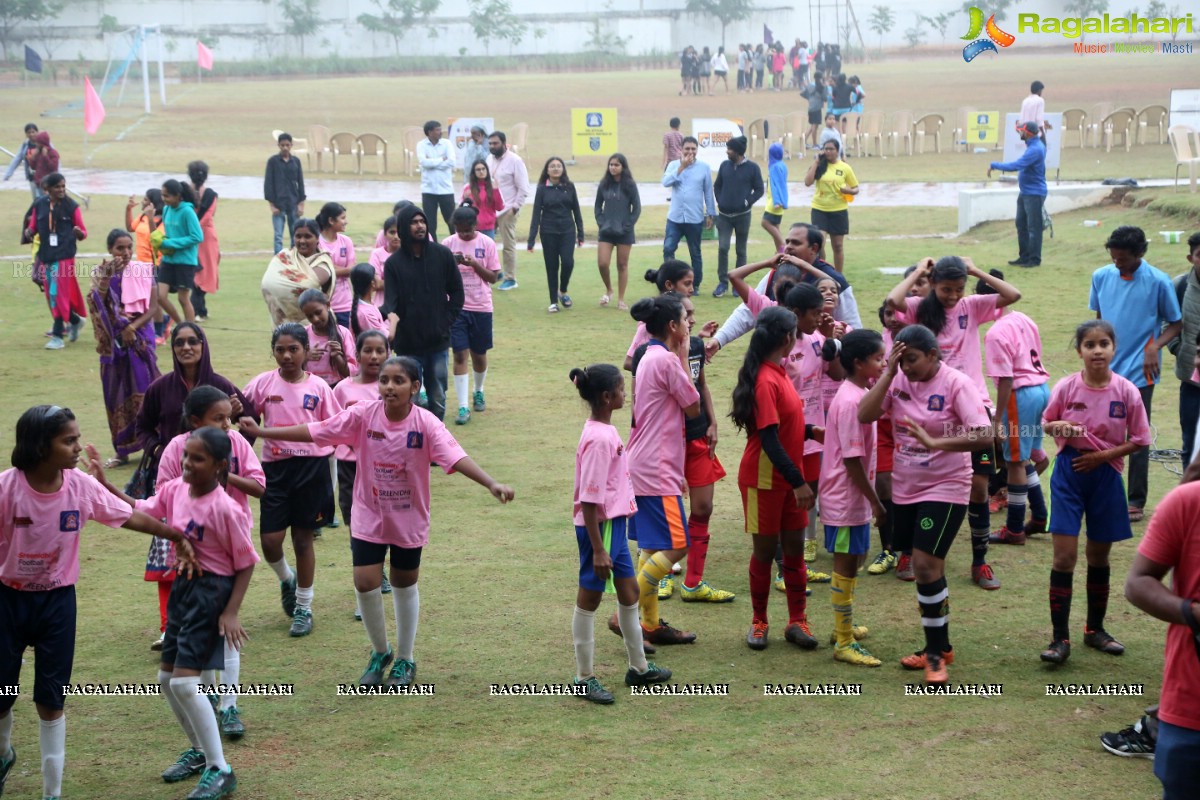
[692,118,744,171]
[571,108,618,157]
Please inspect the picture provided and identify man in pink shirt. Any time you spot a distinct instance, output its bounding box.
[486,131,529,291]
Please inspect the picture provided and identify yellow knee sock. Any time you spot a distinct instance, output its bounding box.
[831,572,856,647]
[638,552,674,629]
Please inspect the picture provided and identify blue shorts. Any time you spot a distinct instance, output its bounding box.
[1156,720,1200,800]
[450,310,493,354]
[824,523,871,555]
[575,516,635,592]
[999,383,1050,462]
[1047,446,1133,542]
[629,495,690,550]
[0,584,76,712]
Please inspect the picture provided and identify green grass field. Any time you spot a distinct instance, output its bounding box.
[0,52,1198,799]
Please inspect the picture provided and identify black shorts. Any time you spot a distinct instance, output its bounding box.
[350,536,423,571]
[892,501,967,560]
[157,262,196,292]
[0,584,76,712]
[261,456,335,532]
[808,109,823,125]
[811,208,849,237]
[162,574,234,671]
[337,459,357,526]
[714,70,728,77]
[762,211,783,226]
[597,230,635,246]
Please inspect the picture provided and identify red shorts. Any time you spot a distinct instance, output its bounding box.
[685,438,727,488]
[802,452,821,485]
[876,418,894,473]
[741,485,808,535]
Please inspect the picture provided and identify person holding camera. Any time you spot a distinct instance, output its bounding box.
[804,139,858,273]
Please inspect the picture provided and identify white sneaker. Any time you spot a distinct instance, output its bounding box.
[671,562,683,575]
[548,304,559,313]
[69,318,86,342]
[45,336,65,350]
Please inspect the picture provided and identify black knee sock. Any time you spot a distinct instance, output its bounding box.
[1049,569,1073,642]
[917,578,949,655]
[1026,464,1048,520]
[968,502,989,566]
[1086,565,1110,632]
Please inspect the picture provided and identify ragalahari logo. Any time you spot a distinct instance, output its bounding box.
[961,7,1016,62]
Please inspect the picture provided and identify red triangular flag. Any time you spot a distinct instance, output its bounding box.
[84,77,105,135]
[197,41,213,71]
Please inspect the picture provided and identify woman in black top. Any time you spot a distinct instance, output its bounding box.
[527,157,584,313]
[594,153,641,311]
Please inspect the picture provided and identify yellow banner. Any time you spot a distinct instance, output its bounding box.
[571,108,618,157]
[966,111,1001,145]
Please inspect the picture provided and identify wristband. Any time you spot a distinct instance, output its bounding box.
[805,424,815,440]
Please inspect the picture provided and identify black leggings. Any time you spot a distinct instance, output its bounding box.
[540,231,576,306]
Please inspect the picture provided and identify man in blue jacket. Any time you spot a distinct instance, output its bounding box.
[989,121,1047,268]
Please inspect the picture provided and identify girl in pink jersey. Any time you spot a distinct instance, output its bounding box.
[0,406,193,800]
[89,427,254,799]
[240,356,513,689]
[155,386,264,740]
[623,260,696,373]
[332,331,394,619]
[317,202,356,326]
[568,364,672,704]
[859,325,993,685]
[625,295,701,645]
[243,323,341,638]
[349,263,386,341]
[299,288,356,387]
[887,256,1021,591]
[443,206,501,426]
[1039,320,1151,665]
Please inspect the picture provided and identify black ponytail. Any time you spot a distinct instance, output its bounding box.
[729,307,797,432]
[644,259,693,292]
[569,364,623,413]
[348,263,376,340]
[630,294,685,339]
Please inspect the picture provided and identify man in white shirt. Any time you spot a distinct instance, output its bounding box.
[417,120,456,240]
[1019,81,1051,134]
[486,131,529,291]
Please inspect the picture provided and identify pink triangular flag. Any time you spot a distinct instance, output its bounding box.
[83,77,105,135]
[197,41,213,71]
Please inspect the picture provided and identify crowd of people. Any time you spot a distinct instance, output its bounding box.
[3,103,1200,800]
[677,40,848,96]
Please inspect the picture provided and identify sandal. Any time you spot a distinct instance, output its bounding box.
[103,457,129,469]
[599,294,611,307]
[616,301,629,312]
[1128,506,1144,523]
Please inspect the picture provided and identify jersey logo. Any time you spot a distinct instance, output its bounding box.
[229,456,240,475]
[894,389,912,401]
[366,429,386,441]
[919,517,934,530]
[184,520,205,542]
[13,516,33,527]
[958,315,969,330]
[1066,402,1088,412]
[616,443,624,456]
[266,395,284,404]
[811,341,822,357]
[339,247,347,258]
[1109,401,1127,419]
[474,247,485,259]
[834,169,844,177]
[302,394,320,411]
[407,432,424,449]
[59,511,80,532]
[927,395,945,411]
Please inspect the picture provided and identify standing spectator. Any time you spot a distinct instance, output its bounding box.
[1089,225,1183,522]
[831,73,854,118]
[743,43,755,92]
[1125,478,1200,799]
[805,139,858,273]
[803,72,825,148]
[28,131,59,191]
[1020,80,1052,134]
[526,157,584,314]
[797,41,810,86]
[383,205,464,421]
[711,46,730,94]
[417,120,456,240]
[678,47,693,96]
[264,132,305,254]
[712,135,764,298]
[153,179,203,325]
[3,123,41,200]
[260,218,334,327]
[125,188,169,341]
[661,137,715,292]
[762,143,788,253]
[737,44,748,92]
[25,173,86,350]
[462,125,489,173]
[814,42,827,75]
[1172,233,1200,467]
[771,44,785,91]
[789,39,803,87]
[830,44,842,75]
[849,75,866,113]
[462,159,504,239]
[698,46,712,95]
[988,122,1047,268]
[187,161,219,321]
[487,131,529,291]
[594,153,641,310]
[662,117,684,171]
[753,44,766,90]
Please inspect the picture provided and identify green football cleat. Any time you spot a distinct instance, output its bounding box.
[359,648,395,687]
[289,607,313,637]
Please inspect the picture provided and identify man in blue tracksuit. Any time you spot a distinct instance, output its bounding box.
[989,121,1047,268]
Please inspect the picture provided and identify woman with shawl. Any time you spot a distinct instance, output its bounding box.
[260,217,335,326]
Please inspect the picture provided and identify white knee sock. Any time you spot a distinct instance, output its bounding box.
[572,606,596,680]
[0,711,12,756]
[392,584,419,662]
[199,668,217,691]
[473,370,487,393]
[39,716,65,798]
[220,642,240,711]
[159,669,199,749]
[805,512,818,542]
[171,677,226,772]
[295,585,313,610]
[453,373,470,410]
[356,586,389,653]
[618,601,649,673]
[268,556,294,583]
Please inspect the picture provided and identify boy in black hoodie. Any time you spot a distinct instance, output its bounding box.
[383,206,464,421]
